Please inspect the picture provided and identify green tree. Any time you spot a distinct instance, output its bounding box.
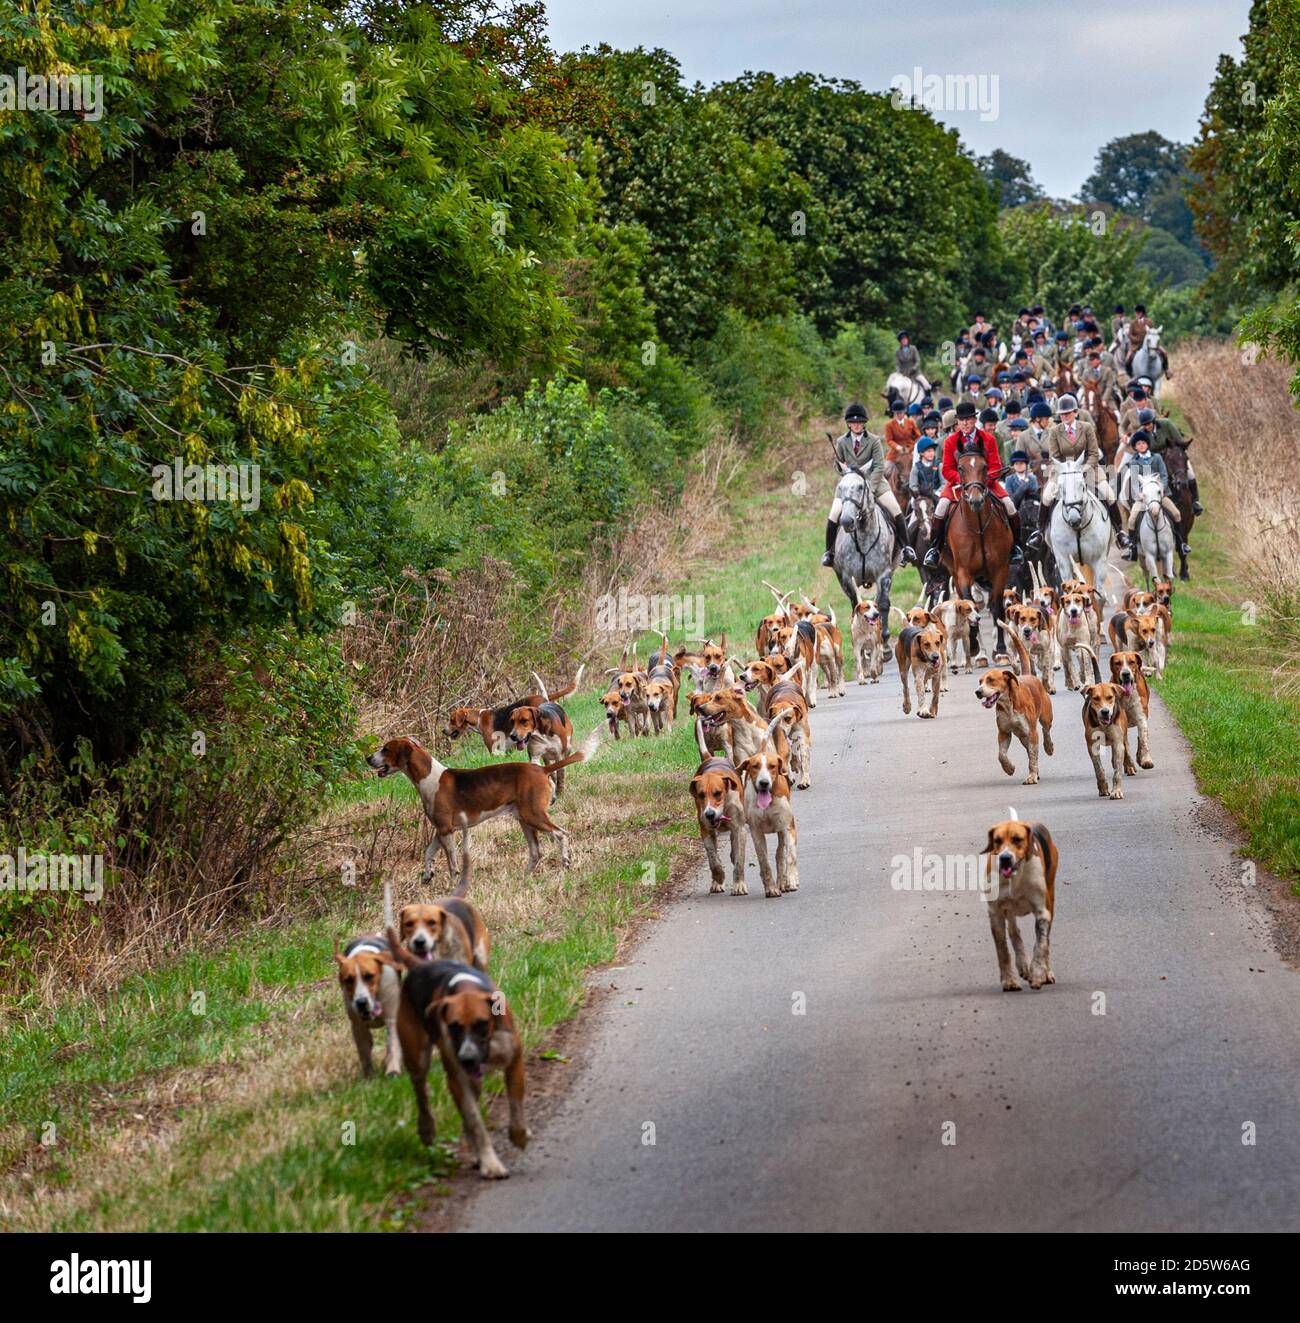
[999,206,1153,320]
[1081,131,1189,215]
[563,47,799,352]
[0,0,582,759]
[1191,0,1300,383]
[711,72,1019,345]
[977,149,1044,209]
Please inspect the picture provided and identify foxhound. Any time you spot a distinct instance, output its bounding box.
[388,947,527,1179]
[974,633,1055,785]
[983,819,1058,991]
[738,714,800,898]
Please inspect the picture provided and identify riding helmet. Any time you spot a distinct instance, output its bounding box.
[1057,394,1078,412]
[1137,407,1155,424]
[891,397,906,412]
[844,401,868,422]
[1009,449,1030,463]
[1030,402,1052,420]
[917,437,938,453]
[979,408,999,424]
[1131,429,1151,446]
[938,397,954,410]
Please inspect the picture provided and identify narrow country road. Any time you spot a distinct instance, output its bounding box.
[457,593,1300,1233]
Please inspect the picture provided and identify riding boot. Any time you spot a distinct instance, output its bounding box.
[1109,501,1129,548]
[820,518,837,568]
[892,512,917,563]
[1189,477,1204,515]
[1007,512,1025,563]
[1037,499,1053,540]
[922,510,948,570]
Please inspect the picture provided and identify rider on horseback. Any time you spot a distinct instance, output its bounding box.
[922,401,1027,570]
[1118,429,1185,559]
[1144,409,1204,514]
[822,401,917,568]
[895,331,922,381]
[1037,394,1128,547]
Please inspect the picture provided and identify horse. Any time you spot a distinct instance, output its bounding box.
[886,444,914,513]
[908,493,945,603]
[884,372,929,410]
[1083,380,1120,466]
[1013,490,1047,594]
[1162,443,1196,581]
[941,451,1014,663]
[1048,457,1112,590]
[1054,361,1080,399]
[830,465,898,635]
[1134,475,1175,586]
[1130,326,1166,395]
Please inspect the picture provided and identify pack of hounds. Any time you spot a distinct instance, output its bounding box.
[344,567,1176,1175]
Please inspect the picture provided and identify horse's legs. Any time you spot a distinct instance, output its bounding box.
[876,572,893,642]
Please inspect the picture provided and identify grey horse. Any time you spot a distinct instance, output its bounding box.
[830,466,899,635]
[1130,325,1165,396]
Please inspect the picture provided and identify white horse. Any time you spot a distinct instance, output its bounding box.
[1135,474,1175,586]
[1130,326,1165,396]
[1049,457,1112,590]
[885,371,930,408]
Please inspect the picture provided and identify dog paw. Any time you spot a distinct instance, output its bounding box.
[763,885,782,898]
[1001,978,1022,992]
[1109,786,1124,799]
[509,1125,530,1150]
[1022,773,1039,785]
[782,879,799,892]
[1139,758,1154,769]
[731,883,749,896]
[479,1155,509,1180]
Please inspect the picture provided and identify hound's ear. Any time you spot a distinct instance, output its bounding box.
[776,756,790,779]
[984,826,999,857]
[688,776,703,799]
[1080,684,1096,701]
[334,939,344,964]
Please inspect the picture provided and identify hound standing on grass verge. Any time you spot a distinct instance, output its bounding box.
[983,818,1058,991]
[335,881,403,1077]
[387,942,528,1180]
[368,730,598,884]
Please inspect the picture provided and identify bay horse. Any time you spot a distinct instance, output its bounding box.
[1083,380,1120,466]
[1054,361,1080,399]
[1162,443,1196,581]
[941,451,1014,663]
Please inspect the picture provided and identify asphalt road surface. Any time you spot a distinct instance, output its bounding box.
[458,602,1300,1233]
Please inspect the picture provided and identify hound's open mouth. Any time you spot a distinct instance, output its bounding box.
[743,678,760,691]
[756,788,772,809]
[701,713,723,730]
[999,861,1014,878]
[461,1060,485,1084]
[375,765,394,778]
[980,694,997,708]
[1121,681,1134,694]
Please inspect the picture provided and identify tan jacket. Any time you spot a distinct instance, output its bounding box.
[1045,417,1101,473]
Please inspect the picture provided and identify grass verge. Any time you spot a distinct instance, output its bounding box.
[0,416,850,1231]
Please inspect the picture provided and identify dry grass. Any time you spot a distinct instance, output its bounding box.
[1166,339,1300,695]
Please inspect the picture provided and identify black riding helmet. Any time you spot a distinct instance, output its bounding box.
[844,401,868,423]
[979,408,999,425]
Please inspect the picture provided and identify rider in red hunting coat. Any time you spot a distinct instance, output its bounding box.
[923,400,1027,568]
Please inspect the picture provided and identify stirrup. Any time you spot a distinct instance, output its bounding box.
[1009,543,1024,563]
[820,550,834,568]
[900,544,917,564]
[922,546,942,569]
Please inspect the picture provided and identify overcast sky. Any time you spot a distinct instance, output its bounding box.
[542,0,1253,199]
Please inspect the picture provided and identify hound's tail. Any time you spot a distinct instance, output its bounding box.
[546,723,603,774]
[385,923,427,972]
[1077,643,1103,685]
[547,663,586,700]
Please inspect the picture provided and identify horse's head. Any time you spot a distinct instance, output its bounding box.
[957,450,988,508]
[1140,475,1164,512]
[835,467,868,527]
[1057,458,1088,526]
[1146,325,1162,349]
[1164,443,1188,486]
